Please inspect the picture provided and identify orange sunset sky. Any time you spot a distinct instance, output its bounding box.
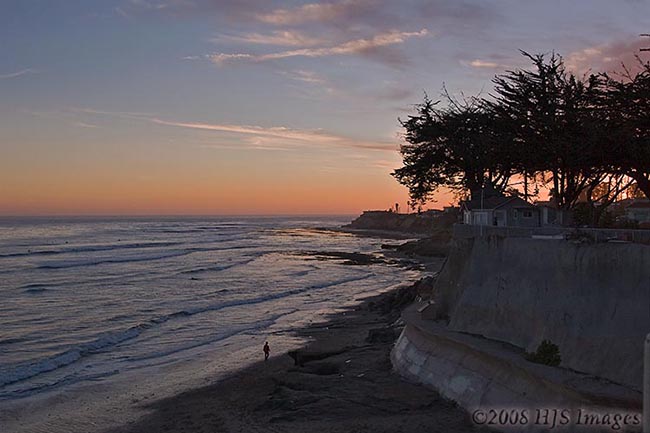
[1,1,647,215]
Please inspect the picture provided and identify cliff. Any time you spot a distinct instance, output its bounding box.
[345,210,457,234]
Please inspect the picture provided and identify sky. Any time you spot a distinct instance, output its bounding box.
[1,0,649,215]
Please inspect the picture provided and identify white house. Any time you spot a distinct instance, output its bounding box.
[461,195,540,227]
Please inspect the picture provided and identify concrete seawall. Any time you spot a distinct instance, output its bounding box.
[392,308,598,409]
[391,307,642,431]
[430,232,650,390]
[391,227,649,426]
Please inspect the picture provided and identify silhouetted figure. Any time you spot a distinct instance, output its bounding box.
[263,341,270,361]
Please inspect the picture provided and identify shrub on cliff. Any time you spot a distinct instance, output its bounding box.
[525,340,561,367]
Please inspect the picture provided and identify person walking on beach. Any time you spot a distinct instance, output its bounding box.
[263,341,270,361]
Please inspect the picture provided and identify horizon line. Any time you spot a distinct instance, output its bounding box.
[0,213,363,219]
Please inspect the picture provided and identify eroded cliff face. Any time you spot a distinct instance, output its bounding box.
[431,231,650,390]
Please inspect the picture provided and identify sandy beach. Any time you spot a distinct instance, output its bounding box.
[110,276,480,433]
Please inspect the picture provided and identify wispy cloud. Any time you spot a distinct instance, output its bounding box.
[208,29,429,65]
[74,122,100,128]
[212,30,324,47]
[277,70,339,99]
[208,53,254,63]
[43,106,396,151]
[279,69,326,85]
[256,0,374,26]
[150,118,324,141]
[24,108,104,129]
[127,0,169,10]
[115,7,129,18]
[70,107,155,118]
[149,117,396,151]
[565,37,650,75]
[465,59,503,69]
[0,68,37,79]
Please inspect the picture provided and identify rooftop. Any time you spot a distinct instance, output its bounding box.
[462,196,536,211]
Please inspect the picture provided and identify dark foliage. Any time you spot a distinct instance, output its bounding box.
[525,339,561,367]
[393,52,650,215]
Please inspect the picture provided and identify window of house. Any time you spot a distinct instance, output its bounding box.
[522,210,533,218]
[473,211,489,226]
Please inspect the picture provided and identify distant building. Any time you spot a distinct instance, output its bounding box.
[625,199,650,223]
[461,185,540,227]
[536,201,556,226]
[535,200,573,226]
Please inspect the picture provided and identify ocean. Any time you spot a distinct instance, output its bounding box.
[0,216,422,433]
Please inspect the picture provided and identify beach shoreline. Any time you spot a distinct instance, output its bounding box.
[109,268,479,433]
[2,220,453,433]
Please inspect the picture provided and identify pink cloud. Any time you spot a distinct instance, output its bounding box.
[149,118,397,151]
[209,29,429,65]
[256,0,374,25]
[565,37,650,76]
[212,30,324,47]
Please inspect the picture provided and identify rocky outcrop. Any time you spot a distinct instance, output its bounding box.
[386,236,451,258]
[345,210,457,234]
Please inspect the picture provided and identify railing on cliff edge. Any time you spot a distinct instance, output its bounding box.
[453,223,650,245]
[454,223,650,427]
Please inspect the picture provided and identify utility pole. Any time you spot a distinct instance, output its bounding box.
[479,185,480,237]
[641,34,650,52]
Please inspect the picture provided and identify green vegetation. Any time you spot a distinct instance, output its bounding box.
[525,339,562,367]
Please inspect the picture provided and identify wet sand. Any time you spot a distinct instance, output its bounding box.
[111,284,481,433]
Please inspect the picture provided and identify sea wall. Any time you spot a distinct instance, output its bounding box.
[391,311,642,432]
[429,229,650,391]
[391,319,583,410]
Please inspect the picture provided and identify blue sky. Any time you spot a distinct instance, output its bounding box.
[1,0,649,215]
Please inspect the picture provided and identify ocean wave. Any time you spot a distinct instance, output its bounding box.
[124,312,292,363]
[36,245,260,270]
[144,228,242,234]
[0,337,28,346]
[172,273,374,318]
[0,273,373,388]
[0,323,150,388]
[287,264,320,277]
[37,250,192,269]
[179,257,257,275]
[0,241,183,259]
[23,286,51,294]
[0,369,120,401]
[142,224,250,234]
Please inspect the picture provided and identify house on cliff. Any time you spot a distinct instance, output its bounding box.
[624,199,650,224]
[535,200,573,226]
[461,186,540,227]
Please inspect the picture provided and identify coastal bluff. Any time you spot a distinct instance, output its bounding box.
[344,210,456,234]
[392,225,649,420]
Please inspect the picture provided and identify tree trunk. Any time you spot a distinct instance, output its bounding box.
[524,172,529,202]
[631,172,650,200]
